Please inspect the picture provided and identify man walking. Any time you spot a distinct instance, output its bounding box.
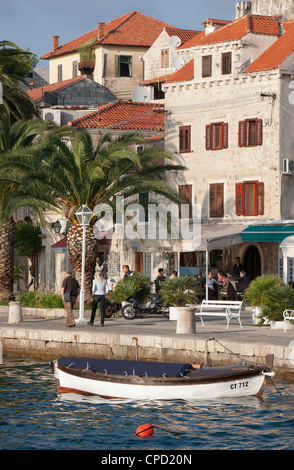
[61,270,80,327]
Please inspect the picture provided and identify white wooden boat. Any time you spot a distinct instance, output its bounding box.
[50,355,275,401]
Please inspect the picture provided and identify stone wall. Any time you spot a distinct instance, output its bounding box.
[251,0,294,19]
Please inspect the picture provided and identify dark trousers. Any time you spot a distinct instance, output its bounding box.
[90,295,105,325]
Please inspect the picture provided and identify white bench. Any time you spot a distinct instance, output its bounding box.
[196,300,243,329]
[283,309,294,332]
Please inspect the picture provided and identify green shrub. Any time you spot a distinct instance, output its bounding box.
[259,283,294,325]
[19,291,64,308]
[243,274,283,306]
[108,273,152,304]
[160,275,200,307]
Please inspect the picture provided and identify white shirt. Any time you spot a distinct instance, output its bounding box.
[92,278,109,296]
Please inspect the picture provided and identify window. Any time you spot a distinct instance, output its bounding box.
[72,60,78,78]
[206,122,228,150]
[57,64,63,82]
[202,55,212,77]
[161,49,169,68]
[139,192,149,222]
[239,119,262,147]
[179,126,191,153]
[115,55,132,77]
[210,183,224,218]
[236,181,264,216]
[178,184,192,219]
[222,52,232,75]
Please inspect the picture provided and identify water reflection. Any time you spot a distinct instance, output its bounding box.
[1,359,294,450]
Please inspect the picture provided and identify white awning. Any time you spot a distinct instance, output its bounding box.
[124,223,247,253]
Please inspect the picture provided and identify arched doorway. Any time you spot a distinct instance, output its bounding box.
[243,245,261,281]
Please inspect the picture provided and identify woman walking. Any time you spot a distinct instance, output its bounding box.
[87,272,109,327]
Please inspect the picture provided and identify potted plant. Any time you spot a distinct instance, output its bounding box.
[258,283,294,328]
[243,274,284,325]
[159,275,200,334]
[108,273,151,305]
[78,39,96,78]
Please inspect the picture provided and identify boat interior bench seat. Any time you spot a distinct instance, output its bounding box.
[195,300,243,329]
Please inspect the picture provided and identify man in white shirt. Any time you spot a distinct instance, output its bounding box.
[87,272,109,327]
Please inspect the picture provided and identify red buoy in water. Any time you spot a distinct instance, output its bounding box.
[135,424,155,437]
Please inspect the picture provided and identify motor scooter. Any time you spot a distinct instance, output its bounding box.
[121,288,169,320]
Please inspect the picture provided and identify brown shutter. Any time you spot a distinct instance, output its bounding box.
[206,124,212,150]
[238,121,246,147]
[210,183,224,218]
[202,55,212,77]
[222,122,228,149]
[236,183,245,216]
[178,184,192,218]
[179,126,191,153]
[256,182,264,215]
[256,119,263,146]
[222,52,232,75]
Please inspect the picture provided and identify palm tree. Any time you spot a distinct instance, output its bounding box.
[0,116,53,301]
[0,129,185,300]
[0,41,38,122]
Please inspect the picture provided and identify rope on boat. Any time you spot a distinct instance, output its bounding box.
[205,337,283,395]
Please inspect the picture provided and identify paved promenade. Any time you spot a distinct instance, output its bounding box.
[1,307,294,379]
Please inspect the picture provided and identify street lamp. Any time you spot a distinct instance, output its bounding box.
[52,220,61,234]
[75,205,93,323]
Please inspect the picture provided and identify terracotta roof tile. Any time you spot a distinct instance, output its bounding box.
[141,59,194,86]
[165,28,201,46]
[27,75,86,102]
[68,100,165,131]
[179,14,280,49]
[41,11,176,59]
[244,20,294,73]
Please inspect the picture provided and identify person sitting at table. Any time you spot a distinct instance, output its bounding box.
[237,270,250,293]
[205,271,217,300]
[222,271,238,289]
[216,270,226,285]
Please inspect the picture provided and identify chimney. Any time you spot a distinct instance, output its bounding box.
[235,1,252,19]
[97,22,105,40]
[52,36,60,51]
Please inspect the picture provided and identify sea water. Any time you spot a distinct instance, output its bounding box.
[1,358,294,451]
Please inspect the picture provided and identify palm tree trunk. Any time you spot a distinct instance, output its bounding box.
[0,217,16,301]
[67,224,97,303]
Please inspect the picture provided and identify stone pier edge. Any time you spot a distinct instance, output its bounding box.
[1,326,294,380]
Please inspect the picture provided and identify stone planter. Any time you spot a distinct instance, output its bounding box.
[252,306,262,325]
[8,301,23,324]
[169,306,179,321]
[270,320,294,330]
[176,307,196,335]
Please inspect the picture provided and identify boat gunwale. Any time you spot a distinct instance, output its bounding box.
[56,362,268,386]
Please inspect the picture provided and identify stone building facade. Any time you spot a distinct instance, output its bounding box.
[148,12,294,279]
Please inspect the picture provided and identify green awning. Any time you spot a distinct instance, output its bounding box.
[242,225,294,242]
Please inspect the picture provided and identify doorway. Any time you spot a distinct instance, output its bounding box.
[243,245,261,281]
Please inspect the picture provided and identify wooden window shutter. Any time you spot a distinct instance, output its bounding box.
[206,124,212,150]
[179,126,191,153]
[115,55,119,77]
[210,183,224,218]
[236,183,245,216]
[222,52,232,75]
[161,49,169,68]
[178,184,192,218]
[256,182,264,215]
[222,122,228,149]
[202,55,212,77]
[238,121,246,147]
[256,119,263,146]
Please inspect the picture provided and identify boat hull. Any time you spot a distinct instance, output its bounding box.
[50,357,274,401]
